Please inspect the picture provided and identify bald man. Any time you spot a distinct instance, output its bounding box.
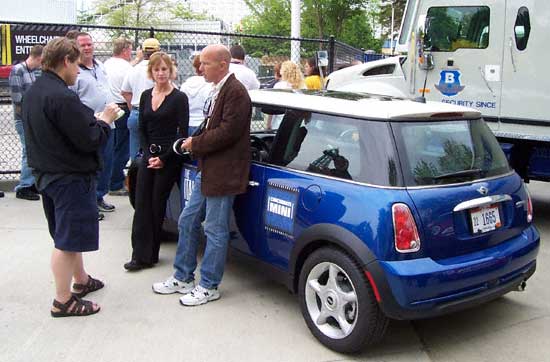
[153,44,252,306]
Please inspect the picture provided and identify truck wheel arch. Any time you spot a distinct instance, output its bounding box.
[289,223,378,293]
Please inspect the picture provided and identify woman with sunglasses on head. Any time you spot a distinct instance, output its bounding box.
[125,51,189,271]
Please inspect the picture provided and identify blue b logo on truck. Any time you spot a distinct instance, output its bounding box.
[435,70,465,96]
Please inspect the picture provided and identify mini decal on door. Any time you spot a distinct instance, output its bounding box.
[435,69,465,96]
[264,182,298,237]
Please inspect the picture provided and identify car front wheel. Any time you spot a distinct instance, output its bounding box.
[298,247,388,353]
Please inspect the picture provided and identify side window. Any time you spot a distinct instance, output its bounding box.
[270,111,401,186]
[251,105,285,131]
[514,7,531,51]
[425,6,490,51]
[250,106,285,162]
[398,0,419,46]
[363,64,396,76]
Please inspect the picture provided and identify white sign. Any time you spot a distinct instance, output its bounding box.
[484,65,501,82]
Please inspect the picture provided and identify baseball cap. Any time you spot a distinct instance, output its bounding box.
[142,38,160,51]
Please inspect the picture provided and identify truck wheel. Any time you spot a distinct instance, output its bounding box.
[298,247,388,353]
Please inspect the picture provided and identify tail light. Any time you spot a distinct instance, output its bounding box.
[527,190,533,223]
[392,203,421,253]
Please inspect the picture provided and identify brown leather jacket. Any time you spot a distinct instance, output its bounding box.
[192,74,252,196]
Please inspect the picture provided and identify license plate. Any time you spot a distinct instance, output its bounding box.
[470,204,501,234]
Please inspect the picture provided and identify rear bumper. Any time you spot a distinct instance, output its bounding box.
[369,225,540,320]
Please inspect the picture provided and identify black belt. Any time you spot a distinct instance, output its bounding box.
[116,103,129,108]
[149,144,164,155]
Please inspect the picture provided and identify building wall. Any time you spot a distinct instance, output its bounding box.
[2,0,77,24]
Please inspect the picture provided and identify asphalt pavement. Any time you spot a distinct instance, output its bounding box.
[0,181,549,362]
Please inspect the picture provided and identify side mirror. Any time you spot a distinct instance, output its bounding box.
[419,53,435,70]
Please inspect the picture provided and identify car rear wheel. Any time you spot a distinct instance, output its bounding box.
[298,247,388,353]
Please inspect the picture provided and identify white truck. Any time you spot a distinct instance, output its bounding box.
[326,0,550,181]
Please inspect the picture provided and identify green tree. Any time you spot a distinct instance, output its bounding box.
[334,12,381,52]
[170,2,211,22]
[376,0,406,39]
[302,0,368,40]
[91,0,166,28]
[88,0,209,45]
[241,0,293,57]
[241,0,380,54]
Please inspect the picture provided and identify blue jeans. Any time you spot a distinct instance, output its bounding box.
[188,126,198,136]
[14,119,35,191]
[110,108,130,191]
[173,172,235,289]
[128,109,140,161]
[96,131,115,201]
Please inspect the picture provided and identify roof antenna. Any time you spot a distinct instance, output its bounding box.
[414,68,430,103]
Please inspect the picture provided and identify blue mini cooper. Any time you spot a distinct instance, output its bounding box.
[177,89,539,353]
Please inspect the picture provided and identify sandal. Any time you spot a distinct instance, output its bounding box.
[50,295,100,318]
[72,275,104,298]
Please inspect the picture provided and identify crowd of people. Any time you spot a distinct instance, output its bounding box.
[9,32,331,316]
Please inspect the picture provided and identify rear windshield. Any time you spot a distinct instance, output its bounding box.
[392,119,510,186]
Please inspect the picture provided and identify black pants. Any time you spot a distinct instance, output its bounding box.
[131,157,181,264]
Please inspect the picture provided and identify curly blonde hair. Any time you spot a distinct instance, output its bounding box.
[280,61,305,89]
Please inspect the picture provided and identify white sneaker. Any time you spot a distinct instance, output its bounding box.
[152,276,195,294]
[179,285,220,306]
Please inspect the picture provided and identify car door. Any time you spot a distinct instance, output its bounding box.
[230,108,319,269]
[416,1,505,119]
[499,0,549,125]
[179,162,265,256]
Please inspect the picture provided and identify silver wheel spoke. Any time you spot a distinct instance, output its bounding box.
[327,264,339,289]
[316,310,330,325]
[307,279,322,294]
[340,291,357,303]
[337,315,354,336]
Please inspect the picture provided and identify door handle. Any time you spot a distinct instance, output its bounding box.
[248,181,260,187]
[509,36,517,72]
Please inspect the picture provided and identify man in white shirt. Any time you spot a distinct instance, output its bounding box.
[70,32,115,218]
[121,38,159,160]
[104,38,133,195]
[228,45,260,90]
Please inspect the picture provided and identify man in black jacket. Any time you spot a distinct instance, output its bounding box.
[22,37,119,317]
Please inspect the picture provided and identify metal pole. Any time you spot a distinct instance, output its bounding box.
[328,35,335,74]
[291,0,301,64]
[391,2,395,55]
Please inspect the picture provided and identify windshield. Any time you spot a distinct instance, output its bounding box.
[399,0,419,46]
[392,119,510,186]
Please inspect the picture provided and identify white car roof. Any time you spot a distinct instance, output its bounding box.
[249,89,481,121]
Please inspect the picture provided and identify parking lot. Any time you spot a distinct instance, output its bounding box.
[0,179,547,362]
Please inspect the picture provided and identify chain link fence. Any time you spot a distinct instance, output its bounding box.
[0,21,363,180]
